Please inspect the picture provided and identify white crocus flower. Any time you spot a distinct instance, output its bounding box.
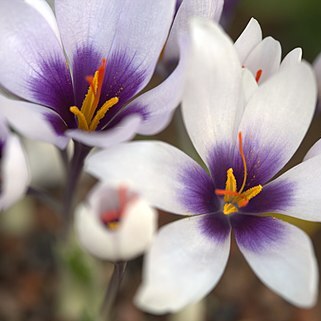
[86,18,319,313]
[75,183,157,262]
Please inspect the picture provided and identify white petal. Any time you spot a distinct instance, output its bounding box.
[235,218,318,308]
[66,114,141,148]
[75,184,157,261]
[304,138,321,161]
[132,36,188,135]
[135,215,231,314]
[313,52,321,107]
[25,0,61,44]
[239,61,316,176]
[137,111,174,136]
[234,18,262,63]
[242,68,258,105]
[0,0,67,102]
[243,36,282,84]
[0,134,30,210]
[280,48,302,70]
[0,96,69,149]
[56,0,175,87]
[264,155,321,222]
[182,18,243,165]
[86,141,209,215]
[116,198,157,261]
[164,0,224,61]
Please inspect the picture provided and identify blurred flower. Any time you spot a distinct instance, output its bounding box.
[313,52,321,110]
[75,184,157,262]
[235,18,302,85]
[0,116,30,210]
[0,0,186,149]
[86,19,319,313]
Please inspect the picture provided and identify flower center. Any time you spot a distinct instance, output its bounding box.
[70,59,119,131]
[215,132,262,215]
[100,186,134,230]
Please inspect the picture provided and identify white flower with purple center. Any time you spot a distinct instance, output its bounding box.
[0,0,193,149]
[86,19,320,313]
[0,116,30,210]
[75,183,157,262]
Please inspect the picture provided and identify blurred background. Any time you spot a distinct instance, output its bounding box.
[1,0,321,320]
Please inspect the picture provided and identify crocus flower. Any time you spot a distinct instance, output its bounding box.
[0,0,187,149]
[313,52,321,110]
[0,116,30,210]
[86,19,319,313]
[235,18,302,84]
[75,183,157,262]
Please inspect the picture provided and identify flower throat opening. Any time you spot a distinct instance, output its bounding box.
[70,59,119,131]
[215,132,262,215]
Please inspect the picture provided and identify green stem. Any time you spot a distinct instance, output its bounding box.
[101,262,127,321]
[62,142,91,231]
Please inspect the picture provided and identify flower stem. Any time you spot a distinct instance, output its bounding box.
[101,261,127,321]
[62,141,91,230]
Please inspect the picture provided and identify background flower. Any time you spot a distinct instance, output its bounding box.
[75,183,157,262]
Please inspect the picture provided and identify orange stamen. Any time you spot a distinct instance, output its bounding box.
[255,69,263,83]
[215,189,240,197]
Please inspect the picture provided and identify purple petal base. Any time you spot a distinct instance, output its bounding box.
[208,140,285,190]
[198,213,231,243]
[232,214,286,253]
[27,55,75,127]
[177,163,219,214]
[244,179,295,214]
[72,46,147,131]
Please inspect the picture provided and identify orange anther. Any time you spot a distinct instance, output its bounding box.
[255,69,263,83]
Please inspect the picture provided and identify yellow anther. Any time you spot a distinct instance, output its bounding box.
[107,222,119,230]
[239,185,262,203]
[69,106,89,131]
[225,168,237,202]
[215,132,263,215]
[70,59,119,131]
[223,203,238,215]
[89,97,119,131]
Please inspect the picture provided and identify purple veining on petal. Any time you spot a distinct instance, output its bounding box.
[208,137,284,190]
[27,55,75,127]
[45,112,68,136]
[97,50,147,130]
[198,213,231,243]
[244,179,295,214]
[177,163,219,214]
[72,46,103,107]
[232,214,286,253]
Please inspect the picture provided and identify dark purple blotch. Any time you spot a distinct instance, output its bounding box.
[198,212,231,243]
[232,214,286,253]
[27,55,75,127]
[177,163,219,214]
